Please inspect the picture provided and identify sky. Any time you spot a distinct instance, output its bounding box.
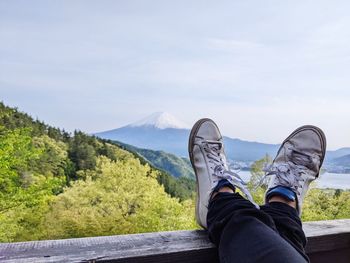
[1,0,350,150]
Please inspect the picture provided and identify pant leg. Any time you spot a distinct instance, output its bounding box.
[207,192,308,263]
[260,202,308,260]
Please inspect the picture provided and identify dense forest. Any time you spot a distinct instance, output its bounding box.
[0,102,349,243]
[0,102,196,242]
[115,141,195,179]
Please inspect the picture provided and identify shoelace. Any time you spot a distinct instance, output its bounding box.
[259,162,306,195]
[203,140,259,209]
[256,149,319,195]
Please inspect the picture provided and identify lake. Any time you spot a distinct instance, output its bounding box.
[238,171,350,190]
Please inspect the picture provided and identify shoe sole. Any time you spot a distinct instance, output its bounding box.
[274,125,327,178]
[188,118,222,228]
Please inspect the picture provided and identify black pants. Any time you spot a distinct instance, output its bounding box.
[207,192,309,263]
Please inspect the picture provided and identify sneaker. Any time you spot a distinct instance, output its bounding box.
[189,118,257,229]
[265,125,326,215]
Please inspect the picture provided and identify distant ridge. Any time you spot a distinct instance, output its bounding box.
[94,112,350,172]
[94,112,281,161]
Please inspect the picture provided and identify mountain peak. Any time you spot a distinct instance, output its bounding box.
[128,112,189,129]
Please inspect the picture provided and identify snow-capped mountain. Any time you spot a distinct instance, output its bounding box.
[94,112,280,160]
[94,112,190,156]
[94,113,350,170]
[127,112,190,130]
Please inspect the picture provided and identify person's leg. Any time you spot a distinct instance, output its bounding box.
[188,119,311,263]
[261,125,327,259]
[260,202,307,259]
[188,118,258,229]
[207,186,308,263]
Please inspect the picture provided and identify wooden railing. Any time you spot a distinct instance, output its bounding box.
[1,219,349,263]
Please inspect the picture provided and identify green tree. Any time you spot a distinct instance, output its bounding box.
[39,157,196,240]
[32,135,68,178]
[0,126,66,241]
[302,189,350,221]
[249,154,272,189]
[0,127,37,200]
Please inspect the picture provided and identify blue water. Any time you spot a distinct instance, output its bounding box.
[238,171,350,190]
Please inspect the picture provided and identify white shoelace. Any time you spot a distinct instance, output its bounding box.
[260,162,306,195]
[203,140,259,209]
[257,150,319,195]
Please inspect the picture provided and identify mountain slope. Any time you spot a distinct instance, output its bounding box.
[95,112,280,161]
[332,154,350,165]
[114,141,194,178]
[95,113,350,169]
[223,137,279,161]
[326,148,350,161]
[96,126,190,157]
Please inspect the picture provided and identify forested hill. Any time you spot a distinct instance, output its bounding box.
[114,141,195,179]
[2,102,349,243]
[0,102,196,242]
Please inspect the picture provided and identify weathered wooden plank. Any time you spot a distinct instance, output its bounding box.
[0,219,349,263]
[304,219,350,253]
[0,231,217,263]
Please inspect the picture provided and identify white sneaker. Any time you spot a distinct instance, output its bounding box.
[265,125,327,215]
[188,118,257,229]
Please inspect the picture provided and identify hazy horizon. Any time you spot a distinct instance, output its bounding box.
[2,1,350,150]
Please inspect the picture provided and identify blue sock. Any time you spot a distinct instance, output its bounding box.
[212,179,235,193]
[266,186,296,201]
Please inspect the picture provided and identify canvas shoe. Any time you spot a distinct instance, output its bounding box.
[265,125,326,215]
[189,118,258,229]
